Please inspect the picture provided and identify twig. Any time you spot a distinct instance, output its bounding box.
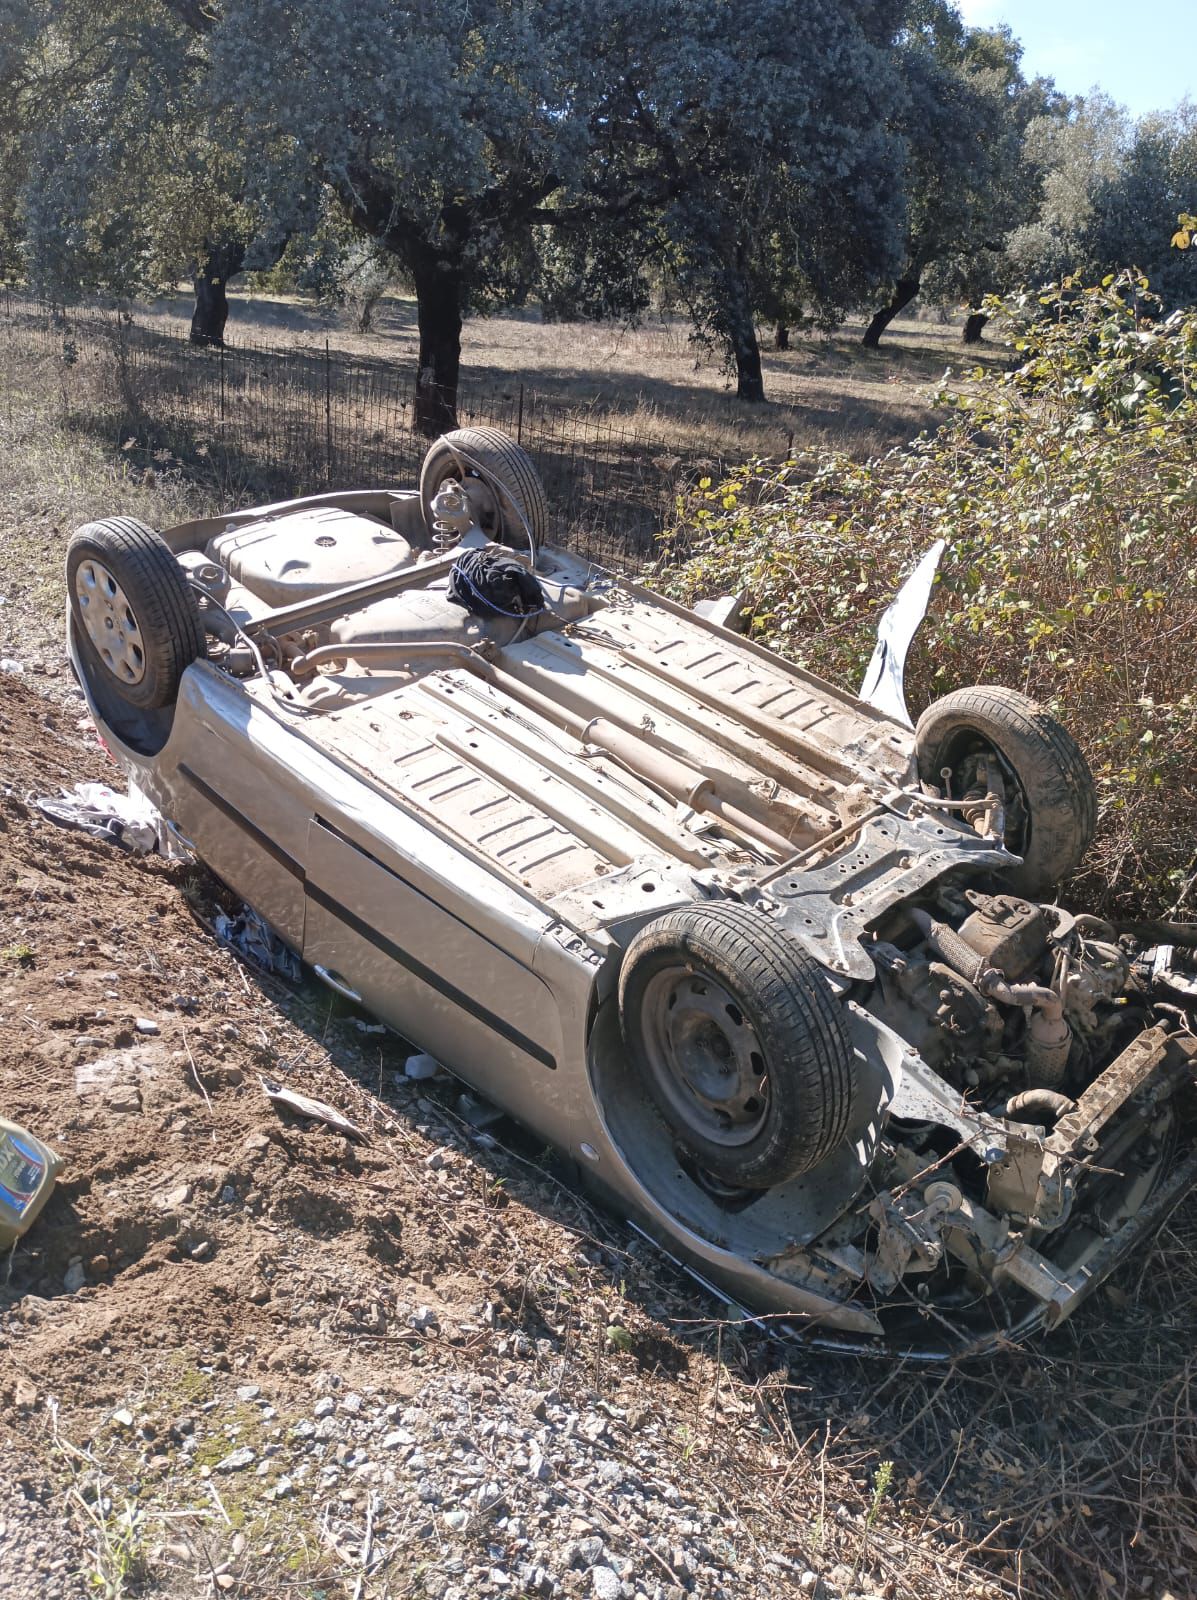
[206,1482,231,1527]
[351,1492,378,1600]
[181,1022,213,1112]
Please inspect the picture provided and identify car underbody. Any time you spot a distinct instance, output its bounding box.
[65,430,1197,1355]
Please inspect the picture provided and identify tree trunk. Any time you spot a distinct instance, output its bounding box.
[724,273,765,403]
[962,312,989,345]
[775,322,789,351]
[862,277,920,349]
[412,258,463,436]
[190,240,245,346]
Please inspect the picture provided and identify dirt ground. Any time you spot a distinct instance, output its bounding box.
[0,671,947,1600]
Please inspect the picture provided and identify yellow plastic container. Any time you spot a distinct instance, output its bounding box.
[0,1118,62,1249]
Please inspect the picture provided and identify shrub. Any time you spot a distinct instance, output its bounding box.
[654,276,1197,919]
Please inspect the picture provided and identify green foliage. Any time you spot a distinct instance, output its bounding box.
[1009,100,1197,312]
[868,8,1061,334]
[1,0,912,409]
[867,1459,895,1527]
[657,276,1197,917]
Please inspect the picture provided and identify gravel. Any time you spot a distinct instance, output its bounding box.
[52,1356,788,1599]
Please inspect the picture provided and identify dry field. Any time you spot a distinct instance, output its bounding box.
[0,291,998,564]
[131,288,996,464]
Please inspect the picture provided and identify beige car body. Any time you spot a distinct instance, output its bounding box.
[67,477,1197,1355]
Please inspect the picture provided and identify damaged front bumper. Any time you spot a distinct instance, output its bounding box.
[758,1022,1197,1355]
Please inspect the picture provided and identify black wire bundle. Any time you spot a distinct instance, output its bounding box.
[447,547,547,620]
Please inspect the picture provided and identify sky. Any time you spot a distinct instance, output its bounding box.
[956,0,1195,118]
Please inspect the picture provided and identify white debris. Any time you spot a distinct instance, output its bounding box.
[403,1052,442,1080]
[213,905,301,979]
[261,1079,365,1140]
[35,780,161,855]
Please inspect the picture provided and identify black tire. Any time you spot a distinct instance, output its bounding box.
[618,902,855,1189]
[915,685,1096,896]
[419,427,548,553]
[67,517,205,711]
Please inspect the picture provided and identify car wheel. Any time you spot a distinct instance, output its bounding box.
[915,685,1096,895]
[67,517,206,711]
[618,902,856,1190]
[419,427,548,555]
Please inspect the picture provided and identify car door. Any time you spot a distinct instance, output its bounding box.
[161,693,310,951]
[301,813,564,1107]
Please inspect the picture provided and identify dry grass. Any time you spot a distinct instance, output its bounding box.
[131,287,994,462]
[0,339,216,670]
[1,294,986,566]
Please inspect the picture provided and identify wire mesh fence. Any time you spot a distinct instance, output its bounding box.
[0,290,760,564]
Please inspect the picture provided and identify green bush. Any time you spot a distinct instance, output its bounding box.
[654,276,1197,918]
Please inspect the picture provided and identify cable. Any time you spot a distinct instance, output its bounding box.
[186,579,312,716]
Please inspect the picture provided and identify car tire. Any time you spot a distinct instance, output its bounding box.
[67,517,206,711]
[618,902,855,1190]
[915,685,1096,895]
[419,427,548,554]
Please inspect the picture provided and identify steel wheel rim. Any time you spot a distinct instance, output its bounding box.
[639,965,770,1147]
[74,559,147,686]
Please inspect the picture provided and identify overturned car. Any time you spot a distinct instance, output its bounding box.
[66,428,1197,1353]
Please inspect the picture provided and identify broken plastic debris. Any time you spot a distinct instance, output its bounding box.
[260,1078,366,1141]
[403,1052,441,1080]
[213,905,301,981]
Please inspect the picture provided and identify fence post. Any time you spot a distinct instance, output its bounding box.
[517,382,524,444]
[324,337,333,483]
[219,342,226,425]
